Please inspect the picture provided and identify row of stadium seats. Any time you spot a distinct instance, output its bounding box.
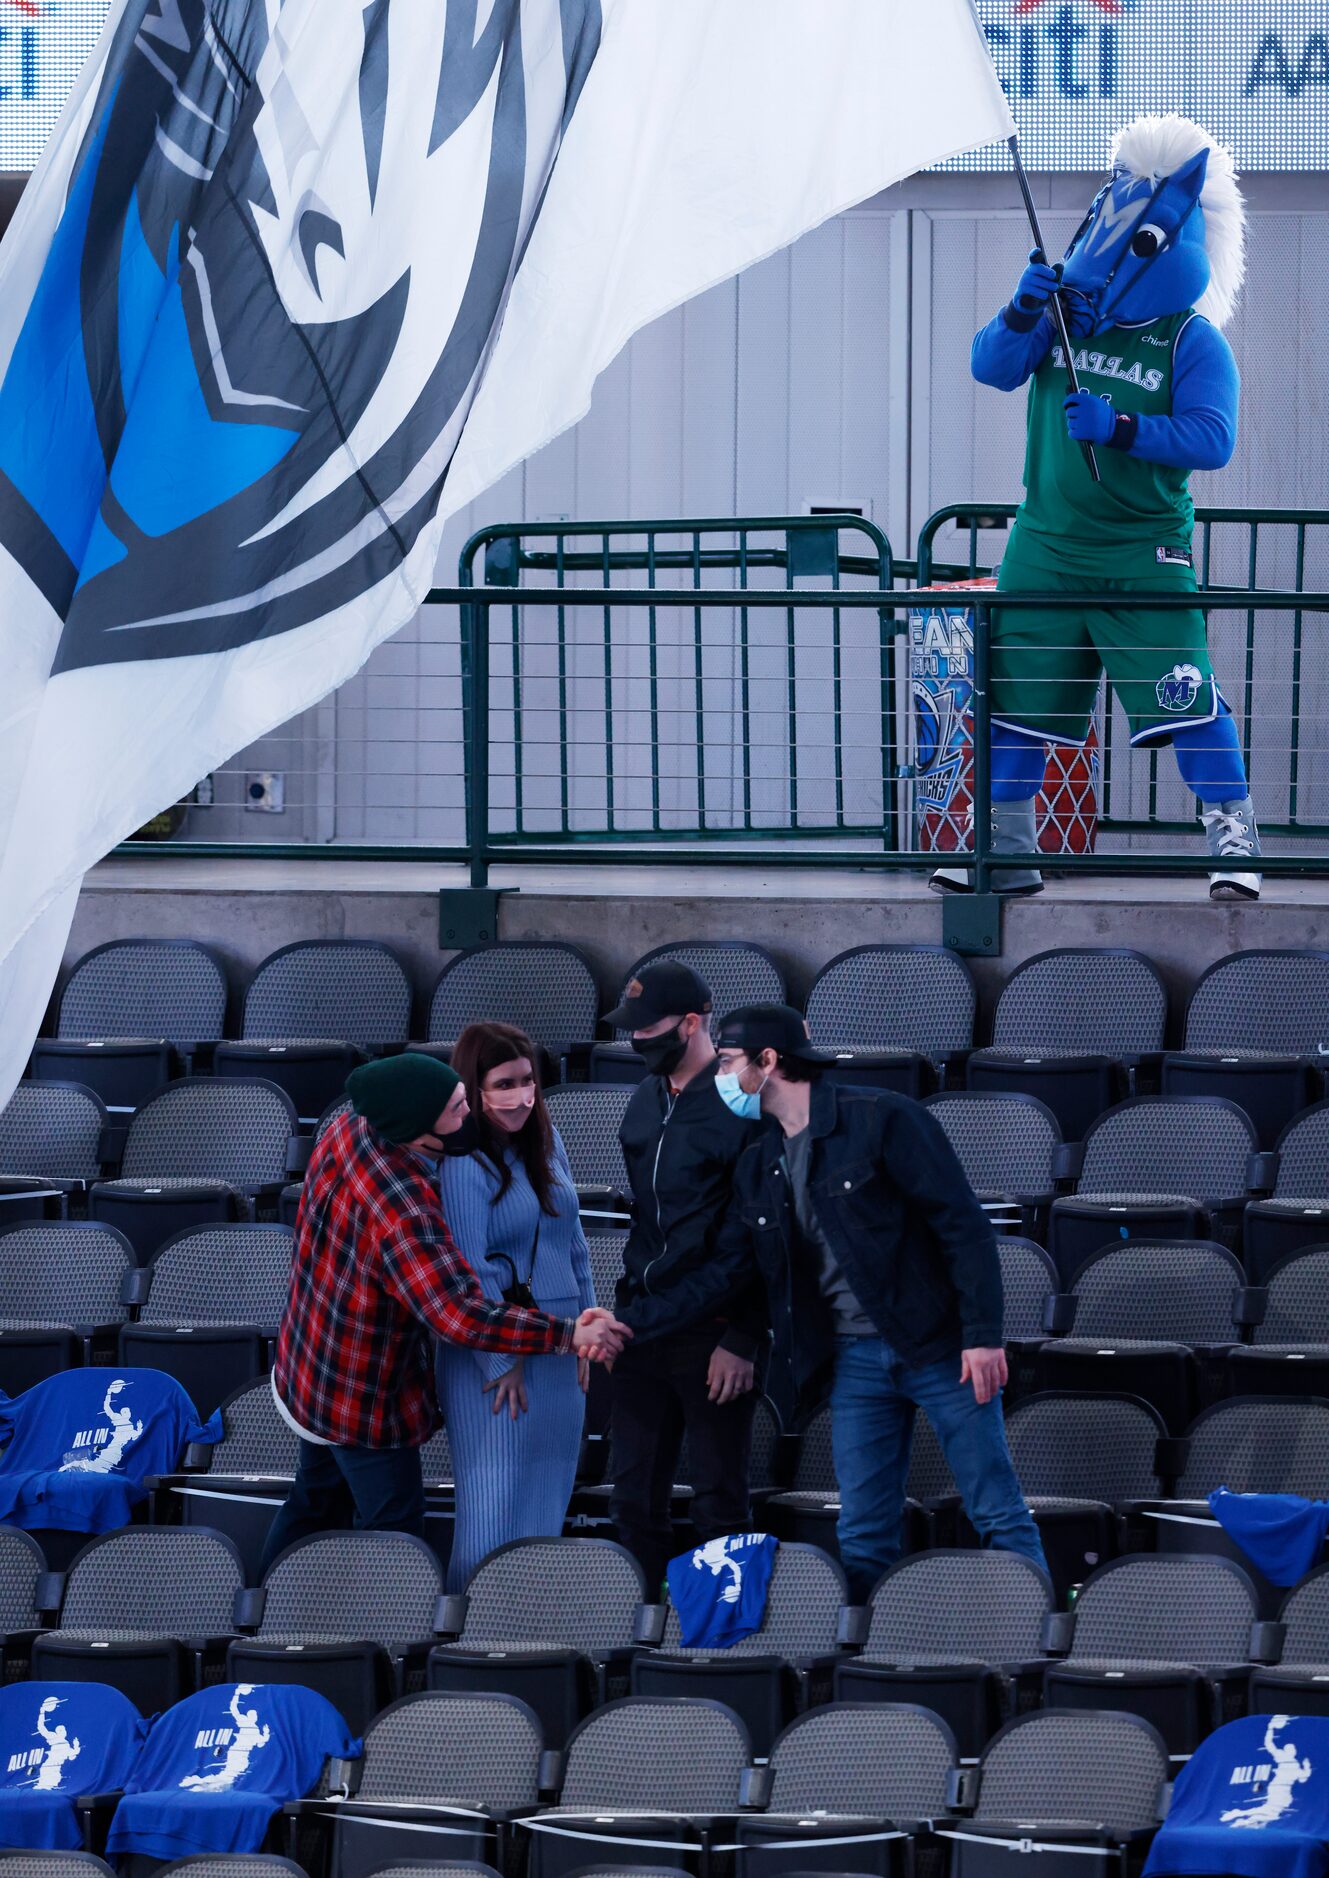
[28,936,1329,1142]
[5,1216,1329,1431]
[8,1068,1329,1271]
[5,1522,1329,1761]
[3,1694,1182,1878]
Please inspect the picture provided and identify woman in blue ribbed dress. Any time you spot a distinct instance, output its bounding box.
[437,1021,596,1591]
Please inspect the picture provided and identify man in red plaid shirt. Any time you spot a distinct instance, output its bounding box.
[263,1052,628,1569]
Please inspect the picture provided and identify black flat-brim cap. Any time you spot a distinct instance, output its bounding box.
[716,1002,834,1063]
[605,960,713,1030]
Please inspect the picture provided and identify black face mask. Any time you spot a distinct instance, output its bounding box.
[435,1116,481,1157]
[635,1023,688,1078]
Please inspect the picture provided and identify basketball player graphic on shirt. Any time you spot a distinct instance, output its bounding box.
[180,1687,271,1792]
[29,1697,81,1790]
[693,1536,744,1604]
[59,1379,145,1474]
[1221,1716,1312,1829]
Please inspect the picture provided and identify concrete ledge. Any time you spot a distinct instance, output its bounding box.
[71,855,1329,1021]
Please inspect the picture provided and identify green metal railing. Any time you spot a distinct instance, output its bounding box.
[457,515,898,875]
[113,510,1329,925]
[918,504,1329,839]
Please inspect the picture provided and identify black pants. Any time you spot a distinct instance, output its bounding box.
[258,1438,426,1579]
[609,1327,755,1596]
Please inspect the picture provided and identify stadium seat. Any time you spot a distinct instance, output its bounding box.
[152,1861,309,1878]
[0,1858,116,1878]
[591,941,785,1084]
[832,1551,1052,1758]
[935,1708,1167,1872]
[0,1680,147,1859]
[360,1866,502,1878]
[228,1530,446,1731]
[1249,1563,1329,1717]
[761,1405,936,1557]
[154,1377,298,1583]
[1162,948,1329,1147]
[802,943,976,1098]
[993,1236,1058,1399]
[1242,1100,1329,1280]
[1047,1096,1258,1282]
[88,1077,301,1263]
[0,1525,49,1679]
[999,1393,1171,1601]
[526,1696,750,1878]
[0,1222,133,1393]
[1032,1240,1247,1430]
[0,1082,108,1225]
[1041,1553,1264,1755]
[579,1228,628,1450]
[543,1087,632,1218]
[214,940,412,1125]
[921,1092,1062,1238]
[966,948,1167,1142]
[30,939,227,1112]
[631,1542,849,1756]
[1229,1244,1329,1396]
[118,1223,293,1412]
[733,1702,957,1878]
[28,1527,244,1711]
[291,1691,543,1878]
[428,942,601,1080]
[1143,1397,1329,1606]
[428,1536,645,1747]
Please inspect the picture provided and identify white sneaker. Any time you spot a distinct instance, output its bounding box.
[1201,796,1262,901]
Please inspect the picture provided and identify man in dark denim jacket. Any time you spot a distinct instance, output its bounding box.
[711,1003,1047,1602]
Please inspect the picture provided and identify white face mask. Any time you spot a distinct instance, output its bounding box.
[715,1069,767,1121]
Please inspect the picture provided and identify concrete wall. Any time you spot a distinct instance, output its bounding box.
[184,169,1329,850]
[67,858,1329,1044]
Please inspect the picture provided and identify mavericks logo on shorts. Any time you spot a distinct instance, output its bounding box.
[1157,662,1205,712]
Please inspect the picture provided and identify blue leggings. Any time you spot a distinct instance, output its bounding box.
[990,711,1247,805]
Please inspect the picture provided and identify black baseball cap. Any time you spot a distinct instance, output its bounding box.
[716,1002,832,1063]
[605,961,713,1031]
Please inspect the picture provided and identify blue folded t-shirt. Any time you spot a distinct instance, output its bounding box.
[0,1682,146,1849]
[106,1682,359,1860]
[1209,1488,1329,1587]
[667,1533,778,1649]
[1146,1713,1329,1878]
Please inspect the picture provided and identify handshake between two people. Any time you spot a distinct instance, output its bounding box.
[571,1306,632,1365]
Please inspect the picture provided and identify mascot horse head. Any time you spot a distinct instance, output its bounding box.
[1060,114,1245,334]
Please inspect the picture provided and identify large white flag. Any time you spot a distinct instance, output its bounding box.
[0,0,1013,1101]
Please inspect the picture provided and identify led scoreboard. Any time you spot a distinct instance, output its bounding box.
[0,1,1324,174]
[956,0,1328,170]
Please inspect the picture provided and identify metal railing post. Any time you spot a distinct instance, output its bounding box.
[462,595,491,892]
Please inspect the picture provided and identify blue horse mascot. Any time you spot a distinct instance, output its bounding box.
[932,114,1255,900]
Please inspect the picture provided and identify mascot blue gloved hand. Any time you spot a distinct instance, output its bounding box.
[933,115,1258,904]
[1062,390,1117,446]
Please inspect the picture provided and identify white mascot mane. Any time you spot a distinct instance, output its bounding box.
[1109,114,1246,329]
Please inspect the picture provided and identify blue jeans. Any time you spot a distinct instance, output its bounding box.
[259,1439,426,1579]
[828,1337,1047,1602]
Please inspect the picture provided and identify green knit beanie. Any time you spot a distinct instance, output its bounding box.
[346,1052,463,1145]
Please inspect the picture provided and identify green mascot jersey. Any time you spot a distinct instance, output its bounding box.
[1019,309,1196,573]
[992,308,1220,746]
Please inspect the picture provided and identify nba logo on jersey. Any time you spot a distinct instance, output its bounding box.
[1156,663,1204,711]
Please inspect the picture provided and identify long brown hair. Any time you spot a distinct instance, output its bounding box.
[450,1021,558,1215]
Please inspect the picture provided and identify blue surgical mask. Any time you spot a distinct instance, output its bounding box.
[715,1069,766,1121]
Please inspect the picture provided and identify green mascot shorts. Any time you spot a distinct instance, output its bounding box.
[989,527,1220,747]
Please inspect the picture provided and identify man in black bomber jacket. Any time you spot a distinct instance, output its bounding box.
[708,1004,1048,1603]
[607,961,766,1593]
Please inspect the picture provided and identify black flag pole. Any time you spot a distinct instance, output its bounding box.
[1007,133,1101,483]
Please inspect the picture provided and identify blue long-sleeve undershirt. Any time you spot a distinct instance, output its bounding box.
[971,304,1239,471]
